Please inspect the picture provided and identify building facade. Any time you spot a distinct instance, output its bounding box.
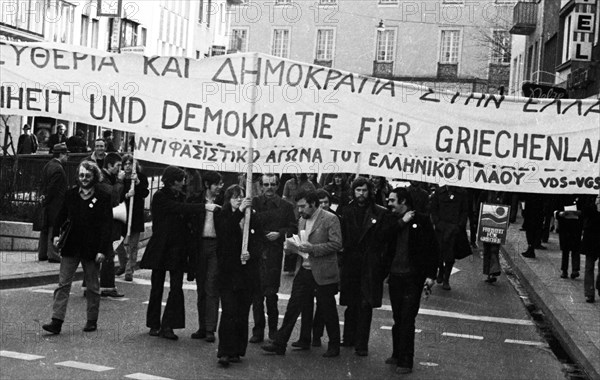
[509,0,599,99]
[228,0,516,94]
[1,0,234,154]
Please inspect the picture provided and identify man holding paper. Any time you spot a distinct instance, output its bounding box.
[262,190,342,357]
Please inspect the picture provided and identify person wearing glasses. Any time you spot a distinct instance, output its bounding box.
[249,174,297,343]
[140,166,207,340]
[42,160,112,335]
[214,185,261,366]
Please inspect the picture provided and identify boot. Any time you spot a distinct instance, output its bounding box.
[442,263,453,290]
[42,318,63,334]
[436,267,444,284]
[521,246,536,259]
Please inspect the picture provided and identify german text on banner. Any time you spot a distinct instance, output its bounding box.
[1,42,599,193]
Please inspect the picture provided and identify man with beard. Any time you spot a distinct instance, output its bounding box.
[385,187,438,374]
[38,143,68,262]
[85,138,107,170]
[249,174,297,343]
[339,176,394,356]
[262,190,341,357]
[189,171,224,343]
[42,160,112,334]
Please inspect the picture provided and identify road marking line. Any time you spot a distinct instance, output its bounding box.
[0,351,44,361]
[441,332,484,340]
[142,301,166,306]
[379,326,421,333]
[504,339,546,346]
[31,289,55,294]
[55,361,113,372]
[103,297,130,302]
[117,278,197,290]
[419,362,439,367]
[377,305,533,326]
[125,373,174,380]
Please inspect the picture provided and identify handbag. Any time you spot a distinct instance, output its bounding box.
[32,204,46,232]
[56,219,72,252]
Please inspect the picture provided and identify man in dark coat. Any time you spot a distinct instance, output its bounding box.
[114,155,149,282]
[48,124,67,153]
[37,143,68,262]
[41,160,112,334]
[66,129,88,153]
[581,195,600,303]
[430,185,469,290]
[249,174,297,343]
[520,193,545,258]
[141,166,206,340]
[385,187,438,374]
[339,176,394,356]
[17,124,38,154]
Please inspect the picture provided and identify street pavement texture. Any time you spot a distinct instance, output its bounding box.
[2,251,568,379]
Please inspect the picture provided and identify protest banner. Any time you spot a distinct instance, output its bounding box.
[1,42,599,193]
[477,203,511,245]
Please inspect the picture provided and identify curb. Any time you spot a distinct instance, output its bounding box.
[501,246,600,380]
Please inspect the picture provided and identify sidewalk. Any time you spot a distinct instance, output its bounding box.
[501,218,600,380]
[0,247,145,289]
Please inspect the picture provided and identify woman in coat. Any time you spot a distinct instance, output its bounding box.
[140,166,206,340]
[215,185,260,366]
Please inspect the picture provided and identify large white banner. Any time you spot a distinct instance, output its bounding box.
[1,42,599,193]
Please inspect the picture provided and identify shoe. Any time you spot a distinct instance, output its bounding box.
[124,274,133,282]
[191,329,206,339]
[205,332,216,343]
[115,267,125,276]
[229,356,241,363]
[485,276,497,283]
[42,318,63,335]
[249,335,264,344]
[159,328,178,340]
[83,320,97,332]
[149,328,160,337]
[48,258,61,263]
[261,343,285,355]
[396,367,413,374]
[39,257,48,261]
[355,349,368,356]
[340,340,355,347]
[322,347,340,358]
[570,272,580,279]
[385,357,398,365]
[442,281,451,290]
[291,340,310,350]
[521,250,536,259]
[268,331,276,341]
[560,271,568,279]
[218,356,230,367]
[101,289,124,298]
[312,338,322,347]
[585,296,595,303]
[535,245,547,250]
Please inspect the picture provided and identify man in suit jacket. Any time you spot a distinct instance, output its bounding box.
[37,143,68,262]
[17,124,38,154]
[262,190,342,357]
[48,124,67,153]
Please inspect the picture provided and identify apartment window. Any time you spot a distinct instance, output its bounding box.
[140,27,147,46]
[51,0,75,44]
[376,29,395,61]
[491,30,510,64]
[91,19,99,48]
[1,0,46,36]
[198,0,204,22]
[229,28,248,52]
[378,0,398,4]
[440,30,460,63]
[207,0,212,27]
[80,15,89,46]
[121,19,139,48]
[315,29,334,61]
[272,29,290,58]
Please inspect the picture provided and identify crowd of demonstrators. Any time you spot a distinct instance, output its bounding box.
[36,161,600,375]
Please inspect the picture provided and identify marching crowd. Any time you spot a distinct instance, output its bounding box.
[34,138,600,375]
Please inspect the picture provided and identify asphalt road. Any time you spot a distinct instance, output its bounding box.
[0,252,568,380]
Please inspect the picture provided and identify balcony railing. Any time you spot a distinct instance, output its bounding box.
[510,1,537,35]
[314,59,332,68]
[373,61,393,78]
[437,63,458,79]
